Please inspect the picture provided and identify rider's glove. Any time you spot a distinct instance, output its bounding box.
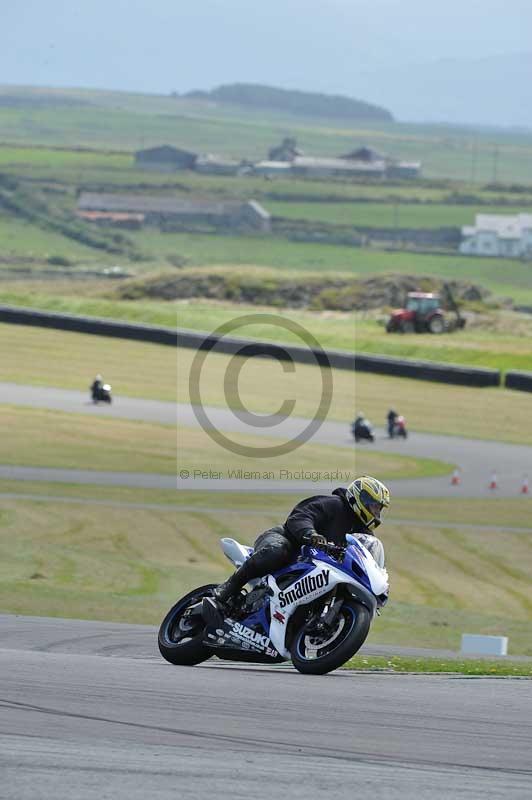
[301,529,327,547]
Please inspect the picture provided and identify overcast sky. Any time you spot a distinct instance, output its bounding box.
[3,0,531,126]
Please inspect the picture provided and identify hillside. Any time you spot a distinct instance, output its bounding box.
[184,82,394,122]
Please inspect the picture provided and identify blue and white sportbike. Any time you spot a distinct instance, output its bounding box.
[158,533,389,675]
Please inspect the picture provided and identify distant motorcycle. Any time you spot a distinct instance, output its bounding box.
[91,383,112,404]
[158,533,389,675]
[351,417,375,443]
[391,415,408,439]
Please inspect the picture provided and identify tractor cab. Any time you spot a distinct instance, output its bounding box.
[404,293,441,315]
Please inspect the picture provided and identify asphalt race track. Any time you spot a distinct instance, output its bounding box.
[1,615,532,800]
[2,382,532,496]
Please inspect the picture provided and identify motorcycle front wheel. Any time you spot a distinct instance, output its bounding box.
[158,584,216,666]
[290,599,371,675]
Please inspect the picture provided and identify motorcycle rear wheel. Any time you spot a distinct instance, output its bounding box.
[290,599,371,675]
[158,584,216,666]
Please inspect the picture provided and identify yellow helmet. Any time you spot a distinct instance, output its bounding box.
[346,476,390,530]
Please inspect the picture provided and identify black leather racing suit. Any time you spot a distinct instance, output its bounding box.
[91,380,103,400]
[228,488,372,589]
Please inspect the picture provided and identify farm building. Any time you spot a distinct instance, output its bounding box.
[194,154,246,175]
[291,156,386,179]
[460,213,532,258]
[341,146,386,162]
[267,137,303,161]
[341,145,421,178]
[252,160,293,177]
[134,145,198,171]
[76,210,144,229]
[76,192,271,232]
[386,162,422,179]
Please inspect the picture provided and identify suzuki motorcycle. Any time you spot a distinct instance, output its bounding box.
[158,533,389,675]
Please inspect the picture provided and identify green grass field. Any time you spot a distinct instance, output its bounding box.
[1,487,530,653]
[2,406,176,474]
[177,427,451,481]
[0,401,451,482]
[0,322,178,400]
[268,200,532,229]
[0,216,100,261]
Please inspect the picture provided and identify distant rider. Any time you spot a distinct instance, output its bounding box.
[387,409,398,438]
[91,374,104,402]
[213,476,390,611]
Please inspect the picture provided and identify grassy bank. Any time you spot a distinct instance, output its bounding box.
[1,406,176,474]
[0,322,178,401]
[1,403,450,481]
[177,426,451,481]
[345,655,532,676]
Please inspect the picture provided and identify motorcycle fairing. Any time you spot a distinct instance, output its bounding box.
[220,537,254,568]
[267,559,371,658]
[345,535,389,596]
[203,606,281,660]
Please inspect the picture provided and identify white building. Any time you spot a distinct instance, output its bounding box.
[291,156,386,179]
[460,213,532,258]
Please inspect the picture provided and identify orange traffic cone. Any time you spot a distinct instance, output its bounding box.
[521,475,529,495]
[451,468,461,486]
[489,471,498,490]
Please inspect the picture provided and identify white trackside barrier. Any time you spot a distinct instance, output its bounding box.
[461,634,508,656]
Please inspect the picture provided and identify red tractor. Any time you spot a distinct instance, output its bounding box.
[386,286,466,334]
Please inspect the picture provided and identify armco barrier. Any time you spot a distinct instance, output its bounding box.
[505,370,532,393]
[354,352,500,387]
[0,305,177,346]
[0,304,501,387]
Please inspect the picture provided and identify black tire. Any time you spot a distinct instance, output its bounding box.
[158,584,216,666]
[428,314,445,334]
[400,319,415,334]
[290,599,371,675]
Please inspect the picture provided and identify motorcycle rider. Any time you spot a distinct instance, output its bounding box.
[91,374,104,402]
[387,408,398,438]
[352,411,374,442]
[213,476,390,610]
